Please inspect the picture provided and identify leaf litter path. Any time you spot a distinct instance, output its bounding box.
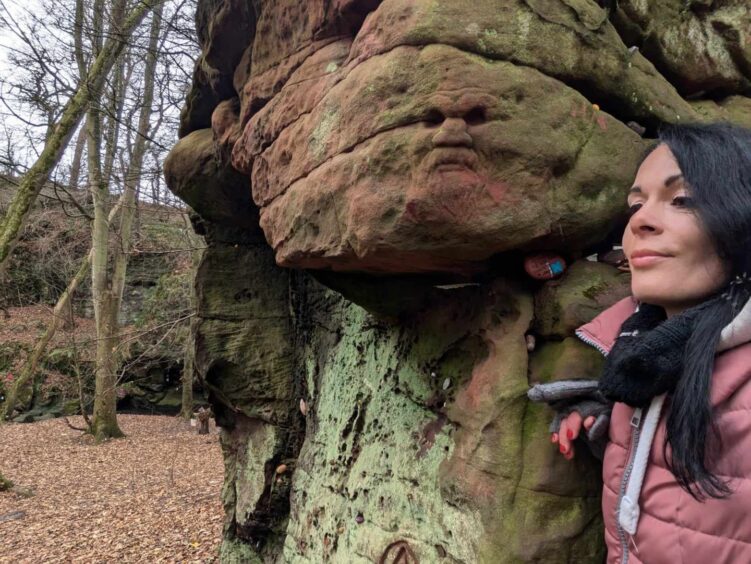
[0,415,224,562]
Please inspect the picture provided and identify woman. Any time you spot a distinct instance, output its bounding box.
[530,122,751,563]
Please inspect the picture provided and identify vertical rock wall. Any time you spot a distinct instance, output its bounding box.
[165,1,751,561]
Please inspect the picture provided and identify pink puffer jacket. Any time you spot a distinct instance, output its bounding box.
[576,297,751,564]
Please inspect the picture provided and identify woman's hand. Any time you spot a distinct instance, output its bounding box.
[553,412,596,460]
[527,379,613,460]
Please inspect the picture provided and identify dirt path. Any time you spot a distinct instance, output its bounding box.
[0,415,224,562]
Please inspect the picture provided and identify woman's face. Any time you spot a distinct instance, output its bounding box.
[623,144,729,317]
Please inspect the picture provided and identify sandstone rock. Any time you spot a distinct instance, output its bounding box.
[193,242,294,427]
[528,338,606,386]
[690,95,751,129]
[347,0,697,126]
[220,416,295,560]
[247,45,645,272]
[180,0,257,137]
[614,0,751,96]
[164,129,259,230]
[283,277,603,563]
[179,58,230,138]
[211,98,242,152]
[534,260,632,339]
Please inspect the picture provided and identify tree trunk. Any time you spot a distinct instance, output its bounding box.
[87,0,120,441]
[88,2,162,441]
[0,0,160,277]
[68,127,87,191]
[88,103,125,440]
[110,0,162,299]
[180,320,195,419]
[90,294,123,441]
[102,48,127,186]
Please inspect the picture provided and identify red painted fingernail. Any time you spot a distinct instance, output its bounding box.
[567,429,574,440]
[551,433,558,443]
[559,444,567,454]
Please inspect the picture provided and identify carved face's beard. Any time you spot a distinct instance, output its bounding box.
[405,145,503,226]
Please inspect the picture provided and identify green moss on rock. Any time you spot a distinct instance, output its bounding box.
[534,261,631,339]
[528,338,605,386]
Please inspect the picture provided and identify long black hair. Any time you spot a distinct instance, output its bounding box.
[651,122,751,500]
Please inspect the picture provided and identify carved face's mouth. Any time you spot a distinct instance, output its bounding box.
[427,148,478,173]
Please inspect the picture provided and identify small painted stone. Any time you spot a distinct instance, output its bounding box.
[276,463,288,475]
[299,398,307,416]
[523,253,567,280]
[592,103,600,111]
[525,334,536,352]
[442,378,451,390]
[355,513,364,524]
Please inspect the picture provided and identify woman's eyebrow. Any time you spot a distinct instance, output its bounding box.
[629,174,684,194]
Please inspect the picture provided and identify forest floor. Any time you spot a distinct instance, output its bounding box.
[0,415,224,562]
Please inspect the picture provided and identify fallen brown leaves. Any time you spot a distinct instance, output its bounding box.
[0,415,224,563]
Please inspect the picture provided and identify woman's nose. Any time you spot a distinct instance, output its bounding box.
[629,203,663,235]
[432,117,473,148]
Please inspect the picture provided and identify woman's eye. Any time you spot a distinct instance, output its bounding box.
[627,203,642,217]
[672,196,694,208]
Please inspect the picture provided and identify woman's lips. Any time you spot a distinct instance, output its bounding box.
[629,254,671,268]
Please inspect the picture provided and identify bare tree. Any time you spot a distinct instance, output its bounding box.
[88,0,164,440]
[0,0,161,277]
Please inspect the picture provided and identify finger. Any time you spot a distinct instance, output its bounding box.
[558,417,572,456]
[564,444,575,460]
[566,410,583,441]
[583,415,596,430]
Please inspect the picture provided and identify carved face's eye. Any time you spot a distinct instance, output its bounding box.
[424,109,445,127]
[464,106,486,125]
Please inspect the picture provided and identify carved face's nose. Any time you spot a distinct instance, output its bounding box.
[432,117,473,148]
[427,105,486,148]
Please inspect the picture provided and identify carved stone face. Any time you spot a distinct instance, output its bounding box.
[228,0,646,273]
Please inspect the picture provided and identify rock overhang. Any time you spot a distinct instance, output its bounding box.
[169,0,749,277]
